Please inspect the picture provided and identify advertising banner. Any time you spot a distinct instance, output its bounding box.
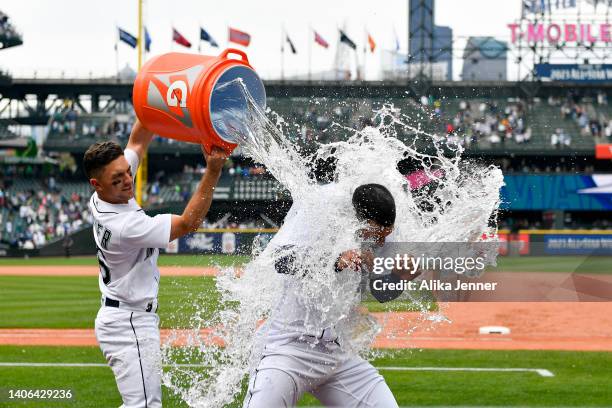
[535,64,612,82]
[170,231,276,255]
[544,234,612,255]
[596,144,612,159]
[501,174,612,210]
[498,233,531,255]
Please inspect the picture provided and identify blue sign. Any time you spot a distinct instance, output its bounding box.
[544,234,612,255]
[535,64,612,83]
[501,175,612,210]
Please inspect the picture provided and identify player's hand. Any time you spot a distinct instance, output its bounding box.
[335,250,363,272]
[360,249,375,271]
[203,146,228,175]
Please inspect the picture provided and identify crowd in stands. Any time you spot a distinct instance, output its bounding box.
[0,183,92,249]
[44,91,612,155]
[270,93,612,151]
[552,91,611,147]
[180,161,268,180]
[424,97,531,148]
[269,96,533,149]
[48,108,135,143]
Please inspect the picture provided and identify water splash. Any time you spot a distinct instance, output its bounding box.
[161,80,504,407]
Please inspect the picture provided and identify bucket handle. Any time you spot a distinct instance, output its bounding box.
[220,48,249,63]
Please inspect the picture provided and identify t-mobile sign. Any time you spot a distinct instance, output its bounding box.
[508,23,612,43]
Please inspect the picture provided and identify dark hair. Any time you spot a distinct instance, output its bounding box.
[352,184,396,227]
[83,141,123,179]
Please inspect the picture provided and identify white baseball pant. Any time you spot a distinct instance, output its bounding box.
[243,340,399,408]
[95,306,162,408]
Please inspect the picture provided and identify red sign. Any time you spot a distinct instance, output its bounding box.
[596,144,612,159]
[498,233,530,256]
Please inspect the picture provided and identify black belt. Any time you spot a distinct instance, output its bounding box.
[104,297,156,313]
[104,298,120,308]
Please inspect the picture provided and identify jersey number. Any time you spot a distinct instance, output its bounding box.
[96,246,111,284]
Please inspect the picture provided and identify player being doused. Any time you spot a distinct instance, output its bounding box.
[243,183,417,408]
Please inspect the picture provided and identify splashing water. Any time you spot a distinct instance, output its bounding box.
[161,79,504,407]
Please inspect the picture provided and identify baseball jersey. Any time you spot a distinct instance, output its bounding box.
[264,183,377,348]
[89,148,172,306]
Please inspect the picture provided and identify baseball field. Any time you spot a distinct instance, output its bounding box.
[1,255,611,407]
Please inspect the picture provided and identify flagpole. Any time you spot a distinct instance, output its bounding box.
[198,22,202,53]
[137,0,143,70]
[171,21,174,52]
[363,27,367,81]
[114,24,119,79]
[308,25,312,81]
[393,25,399,79]
[280,25,285,81]
[135,0,147,206]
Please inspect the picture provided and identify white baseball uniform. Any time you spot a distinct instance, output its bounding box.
[243,185,399,408]
[91,148,172,408]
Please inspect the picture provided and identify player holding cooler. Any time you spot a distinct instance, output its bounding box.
[83,120,227,408]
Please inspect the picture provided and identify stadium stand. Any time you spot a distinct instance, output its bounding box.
[40,93,612,156]
[3,79,611,249]
[0,187,91,249]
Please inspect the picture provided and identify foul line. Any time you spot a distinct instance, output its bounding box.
[377,366,555,377]
[0,362,554,377]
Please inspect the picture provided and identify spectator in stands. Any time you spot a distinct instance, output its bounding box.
[551,128,571,148]
[605,119,612,140]
[597,91,608,106]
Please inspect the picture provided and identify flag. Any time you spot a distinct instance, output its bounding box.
[172,28,192,48]
[200,27,218,47]
[229,27,251,46]
[286,34,297,54]
[314,30,329,48]
[144,27,152,52]
[118,27,137,48]
[393,27,400,51]
[367,32,376,52]
[339,29,356,50]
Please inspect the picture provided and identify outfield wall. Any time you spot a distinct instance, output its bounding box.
[498,229,612,256]
[1,228,611,258]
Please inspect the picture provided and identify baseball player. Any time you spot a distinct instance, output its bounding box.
[243,184,417,408]
[83,120,227,408]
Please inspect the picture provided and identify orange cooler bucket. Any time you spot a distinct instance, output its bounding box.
[132,48,266,153]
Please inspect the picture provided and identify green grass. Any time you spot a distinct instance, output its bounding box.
[0,276,219,329]
[1,255,610,274]
[0,254,250,267]
[0,275,428,329]
[0,346,610,407]
[491,256,612,274]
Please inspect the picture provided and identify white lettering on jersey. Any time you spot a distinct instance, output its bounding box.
[88,148,172,305]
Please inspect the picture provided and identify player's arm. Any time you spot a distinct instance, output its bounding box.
[125,119,155,162]
[169,147,227,241]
